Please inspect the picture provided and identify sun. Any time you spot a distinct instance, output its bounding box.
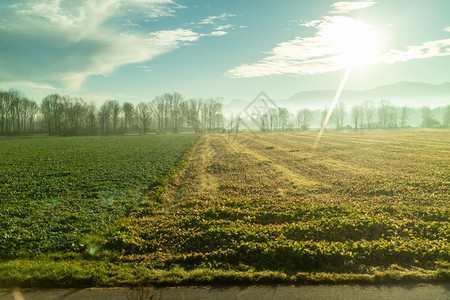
[321,17,381,67]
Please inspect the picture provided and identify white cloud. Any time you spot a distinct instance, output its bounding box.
[206,31,228,37]
[227,15,450,79]
[300,20,322,28]
[216,24,234,31]
[445,27,450,32]
[140,1,187,19]
[330,1,376,14]
[380,39,450,64]
[0,0,218,91]
[199,13,236,25]
[148,28,200,46]
[14,0,181,40]
[193,14,240,38]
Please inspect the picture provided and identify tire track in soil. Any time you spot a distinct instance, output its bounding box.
[197,137,219,195]
[221,134,326,201]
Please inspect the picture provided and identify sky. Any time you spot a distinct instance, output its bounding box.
[0,0,449,105]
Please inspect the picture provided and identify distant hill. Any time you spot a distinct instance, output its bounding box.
[224,82,450,112]
[223,99,249,113]
[284,81,450,110]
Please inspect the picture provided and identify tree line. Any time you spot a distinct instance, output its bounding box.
[1,88,449,136]
[0,89,224,135]
[0,90,39,134]
[238,100,450,132]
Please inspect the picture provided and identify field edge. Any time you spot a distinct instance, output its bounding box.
[0,260,449,288]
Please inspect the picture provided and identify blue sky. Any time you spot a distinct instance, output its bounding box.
[0,0,449,104]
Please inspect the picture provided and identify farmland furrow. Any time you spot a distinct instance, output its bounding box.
[110,131,449,277]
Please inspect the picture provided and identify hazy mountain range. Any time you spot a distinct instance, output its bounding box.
[224,82,450,113]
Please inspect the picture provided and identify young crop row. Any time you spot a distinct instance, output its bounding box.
[0,134,198,258]
[110,204,449,272]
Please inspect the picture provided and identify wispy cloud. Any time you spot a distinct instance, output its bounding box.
[300,20,322,28]
[148,28,200,46]
[216,24,234,31]
[141,1,187,19]
[445,26,450,32]
[227,1,450,79]
[123,19,142,27]
[380,39,450,64]
[199,13,236,25]
[137,65,151,72]
[197,14,238,36]
[185,13,241,39]
[2,81,58,90]
[330,1,376,14]
[0,0,227,91]
[204,31,228,37]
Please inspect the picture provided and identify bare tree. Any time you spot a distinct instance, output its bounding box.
[98,101,112,134]
[297,108,312,130]
[185,98,202,133]
[363,101,375,129]
[287,112,295,131]
[0,90,38,134]
[260,112,269,132]
[202,97,223,132]
[235,112,241,133]
[161,93,173,131]
[214,98,224,132]
[59,96,89,134]
[0,91,8,134]
[388,105,398,128]
[86,102,97,134]
[122,102,134,133]
[27,100,39,133]
[8,90,20,133]
[137,102,152,134]
[268,108,277,131]
[443,105,450,128]
[152,96,166,132]
[332,102,346,130]
[170,92,183,133]
[108,100,121,134]
[41,94,64,135]
[377,100,391,128]
[72,98,88,132]
[421,106,440,128]
[400,106,409,128]
[351,105,363,130]
[278,107,289,131]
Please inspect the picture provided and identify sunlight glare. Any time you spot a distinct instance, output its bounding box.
[322,17,381,67]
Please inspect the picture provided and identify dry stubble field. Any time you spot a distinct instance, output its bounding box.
[113,130,449,281]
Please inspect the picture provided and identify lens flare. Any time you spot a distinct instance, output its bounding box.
[313,67,352,151]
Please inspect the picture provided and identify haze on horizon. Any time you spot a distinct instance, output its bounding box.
[0,0,450,104]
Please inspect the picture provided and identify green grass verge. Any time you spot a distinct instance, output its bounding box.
[0,259,449,288]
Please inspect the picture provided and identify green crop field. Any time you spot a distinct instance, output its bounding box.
[0,130,449,287]
[0,134,197,260]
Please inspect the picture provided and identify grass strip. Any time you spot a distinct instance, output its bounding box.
[1,260,449,288]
